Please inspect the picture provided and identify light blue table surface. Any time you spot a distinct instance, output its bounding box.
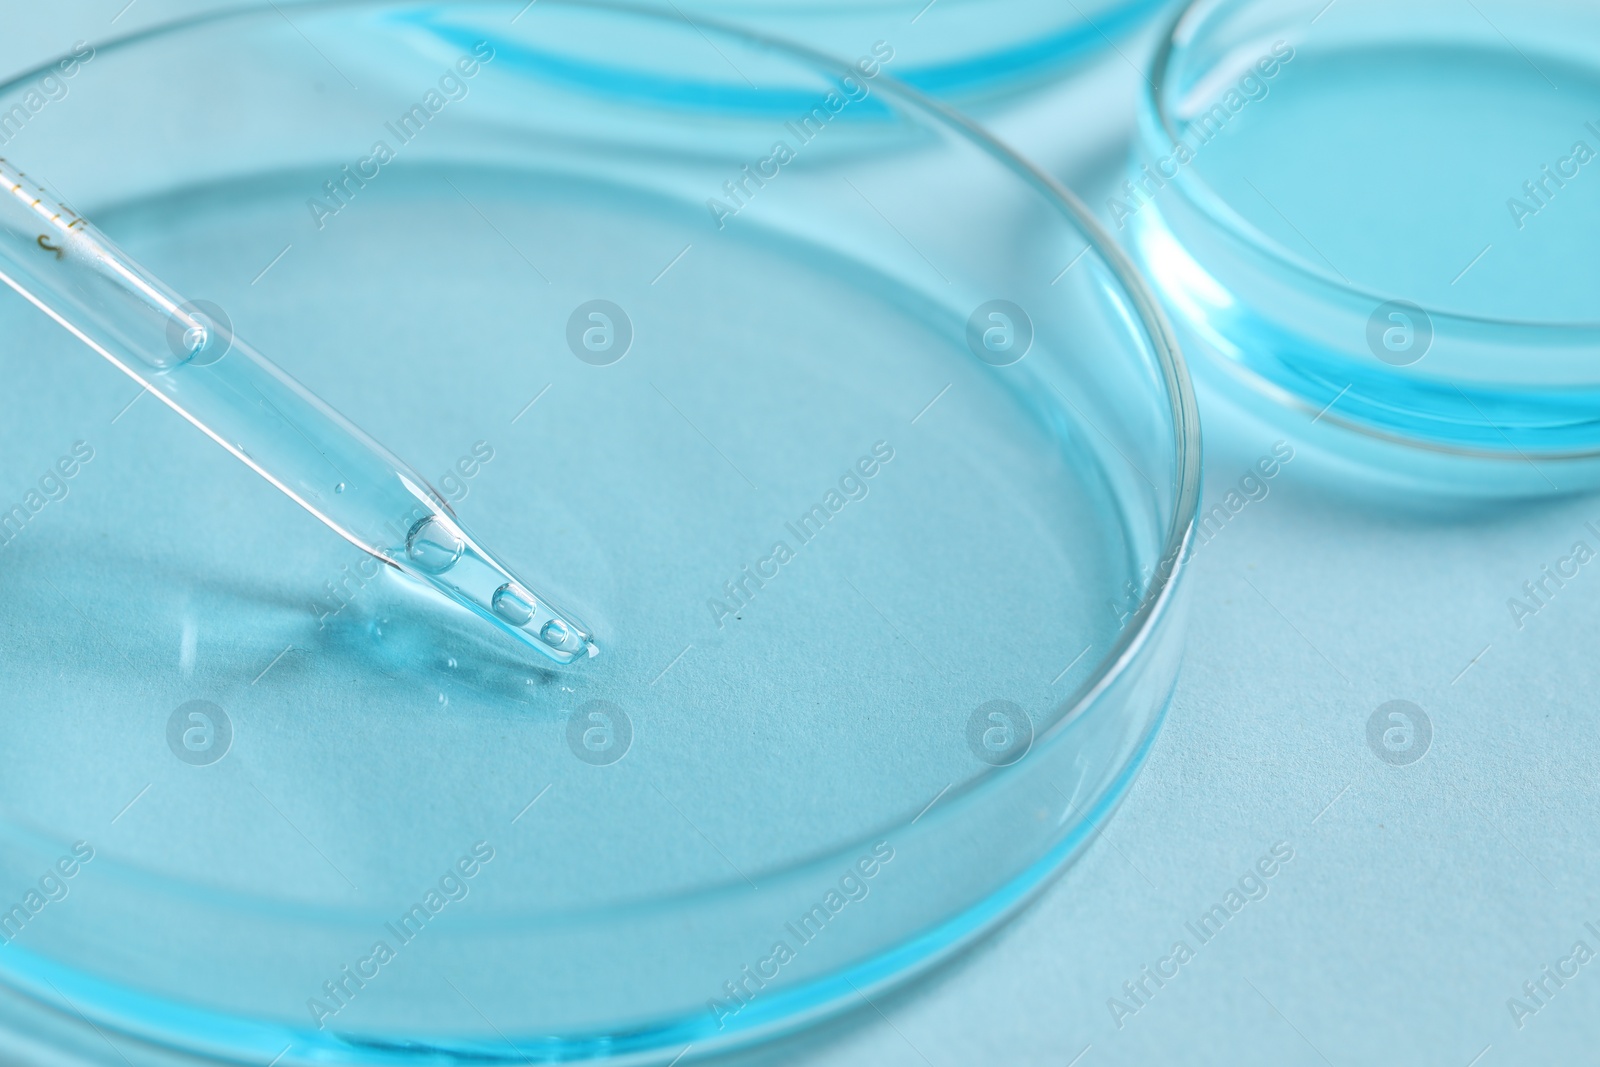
[2,4,1597,1065]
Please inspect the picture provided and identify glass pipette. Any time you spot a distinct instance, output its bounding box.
[0,158,596,666]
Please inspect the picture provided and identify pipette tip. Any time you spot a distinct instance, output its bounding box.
[399,511,597,667]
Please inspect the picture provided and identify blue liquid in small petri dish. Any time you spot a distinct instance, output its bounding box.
[0,2,1197,1063]
[1128,0,1600,494]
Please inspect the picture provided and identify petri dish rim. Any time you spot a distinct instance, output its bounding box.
[1142,0,1600,337]
[0,0,1203,924]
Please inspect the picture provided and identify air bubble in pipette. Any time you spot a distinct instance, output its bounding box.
[406,516,465,573]
[492,583,536,626]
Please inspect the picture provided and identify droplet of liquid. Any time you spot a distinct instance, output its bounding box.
[406,516,464,574]
[334,482,346,494]
[437,692,448,707]
[492,583,535,626]
[446,657,457,669]
[540,618,573,649]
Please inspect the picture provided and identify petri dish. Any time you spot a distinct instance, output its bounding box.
[0,3,1198,1064]
[1126,0,1600,495]
[658,0,1173,104]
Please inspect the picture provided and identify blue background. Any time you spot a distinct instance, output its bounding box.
[2,3,1597,1065]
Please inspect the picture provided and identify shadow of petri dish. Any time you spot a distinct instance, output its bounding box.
[0,2,1198,1063]
[1126,0,1600,497]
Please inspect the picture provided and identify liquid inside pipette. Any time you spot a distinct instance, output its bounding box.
[0,157,596,666]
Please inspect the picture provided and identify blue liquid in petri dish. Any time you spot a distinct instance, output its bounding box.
[688,0,1172,103]
[1131,0,1600,489]
[1194,47,1600,323]
[0,3,1195,1062]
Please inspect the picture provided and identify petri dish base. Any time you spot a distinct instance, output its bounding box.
[0,4,1197,1063]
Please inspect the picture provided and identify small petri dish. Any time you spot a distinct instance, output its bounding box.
[669,0,1173,104]
[0,3,1197,1064]
[1126,0,1600,495]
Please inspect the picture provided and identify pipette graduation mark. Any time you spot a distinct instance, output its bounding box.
[0,157,596,666]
